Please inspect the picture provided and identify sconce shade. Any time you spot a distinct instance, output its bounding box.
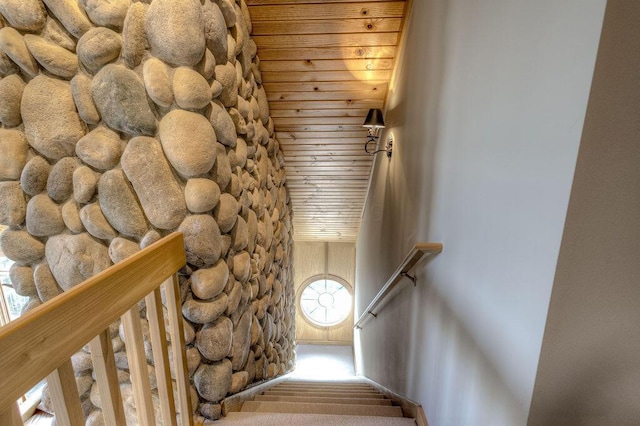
[363,108,385,129]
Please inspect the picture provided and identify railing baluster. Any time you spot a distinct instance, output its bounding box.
[47,359,84,426]
[0,402,22,426]
[89,329,126,425]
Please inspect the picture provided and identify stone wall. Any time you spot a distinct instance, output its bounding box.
[0,0,295,423]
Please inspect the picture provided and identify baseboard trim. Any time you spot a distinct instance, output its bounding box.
[359,376,429,426]
[221,371,293,415]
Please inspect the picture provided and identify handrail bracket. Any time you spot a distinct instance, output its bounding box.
[400,272,417,286]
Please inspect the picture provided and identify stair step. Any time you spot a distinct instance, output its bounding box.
[264,391,385,399]
[272,386,376,393]
[218,412,416,425]
[273,384,375,391]
[254,395,392,405]
[241,401,404,417]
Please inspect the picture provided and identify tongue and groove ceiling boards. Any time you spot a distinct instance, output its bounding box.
[247,0,408,241]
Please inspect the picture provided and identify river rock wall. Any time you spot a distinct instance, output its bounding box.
[0,0,295,423]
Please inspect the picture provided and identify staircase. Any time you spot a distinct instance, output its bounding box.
[218,380,416,425]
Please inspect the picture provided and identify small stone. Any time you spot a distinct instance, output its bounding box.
[191,259,228,300]
[121,2,148,69]
[174,67,212,110]
[21,75,85,160]
[231,310,251,370]
[159,110,216,178]
[199,403,222,421]
[75,126,122,171]
[196,316,232,362]
[178,215,221,268]
[231,216,248,252]
[98,169,147,239]
[46,233,110,290]
[214,193,238,233]
[182,293,227,324]
[42,17,76,52]
[80,0,129,28]
[71,73,100,125]
[209,100,236,147]
[24,34,77,79]
[47,157,80,202]
[210,80,223,98]
[77,27,121,73]
[146,0,205,66]
[62,200,84,233]
[197,48,216,81]
[194,359,232,403]
[211,145,231,190]
[186,346,201,377]
[86,410,104,426]
[42,0,93,38]
[26,194,64,237]
[229,371,248,394]
[184,178,220,213]
[108,237,140,263]
[92,64,157,136]
[71,351,93,372]
[9,264,37,297]
[0,49,20,77]
[235,138,248,168]
[121,136,186,230]
[226,280,241,315]
[142,58,173,107]
[0,0,47,32]
[215,0,236,28]
[21,297,41,315]
[257,86,269,124]
[229,108,246,135]
[0,27,38,77]
[226,34,235,63]
[214,62,237,107]
[0,74,25,127]
[140,230,161,249]
[0,182,25,226]
[80,203,117,240]
[73,166,97,204]
[34,263,61,302]
[0,229,44,265]
[233,251,250,283]
[203,1,228,65]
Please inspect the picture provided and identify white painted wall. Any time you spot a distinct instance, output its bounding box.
[354,0,606,424]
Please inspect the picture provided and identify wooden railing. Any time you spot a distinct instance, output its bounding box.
[354,243,443,329]
[0,232,193,426]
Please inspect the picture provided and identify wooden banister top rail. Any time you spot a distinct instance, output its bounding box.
[0,232,186,412]
[354,242,443,330]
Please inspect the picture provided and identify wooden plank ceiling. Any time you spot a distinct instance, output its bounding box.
[247,0,407,241]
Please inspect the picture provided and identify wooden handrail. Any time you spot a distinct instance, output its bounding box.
[354,243,443,329]
[0,232,192,425]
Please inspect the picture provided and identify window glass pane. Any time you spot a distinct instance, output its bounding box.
[300,278,352,326]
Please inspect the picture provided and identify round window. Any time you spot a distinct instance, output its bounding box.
[300,277,352,327]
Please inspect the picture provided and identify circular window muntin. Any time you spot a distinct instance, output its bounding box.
[297,274,353,328]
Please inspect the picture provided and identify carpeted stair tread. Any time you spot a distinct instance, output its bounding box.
[241,401,404,417]
[264,390,386,399]
[272,385,375,391]
[217,412,416,425]
[254,395,393,405]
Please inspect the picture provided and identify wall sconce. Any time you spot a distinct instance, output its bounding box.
[363,108,392,158]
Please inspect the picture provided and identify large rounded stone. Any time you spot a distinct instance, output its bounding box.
[202,1,228,65]
[209,101,236,147]
[211,146,231,190]
[121,2,147,69]
[108,237,139,263]
[159,110,216,178]
[173,67,211,110]
[184,179,220,213]
[214,193,238,233]
[23,34,77,79]
[0,130,28,180]
[98,170,147,239]
[194,359,232,403]
[45,233,111,290]
[47,157,80,202]
[191,259,228,300]
[229,371,249,394]
[226,280,241,315]
[77,28,121,73]
[71,73,100,125]
[197,48,216,81]
[196,317,232,362]
[231,216,248,251]
[145,0,205,66]
[0,182,26,226]
[34,263,61,302]
[0,75,25,127]
[0,229,45,265]
[9,264,37,297]
[142,58,173,108]
[178,215,221,267]
[75,126,122,171]
[73,166,97,204]
[214,62,237,108]
[121,137,186,230]
[41,18,76,53]
[42,0,93,38]
[80,0,129,28]
[200,403,222,421]
[257,86,269,125]
[0,27,38,77]
[20,156,50,196]
[215,0,236,28]
[26,194,64,237]
[62,200,84,233]
[21,75,86,160]
[182,293,227,324]
[80,203,117,240]
[0,0,47,32]
[92,64,157,136]
[231,310,252,370]
[233,251,250,283]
